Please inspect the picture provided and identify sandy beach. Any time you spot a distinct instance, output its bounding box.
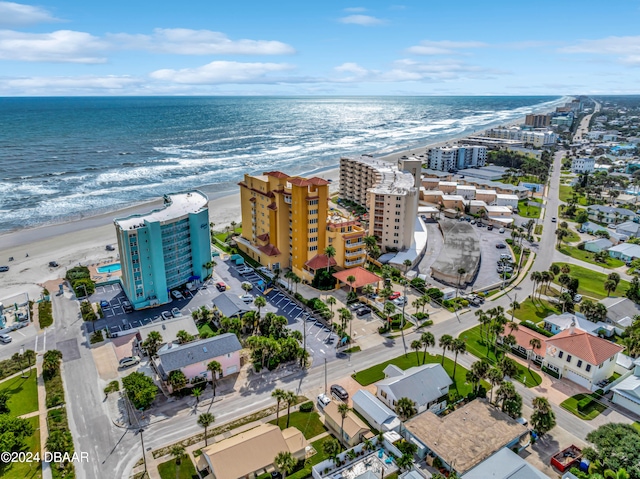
[0,111,536,299]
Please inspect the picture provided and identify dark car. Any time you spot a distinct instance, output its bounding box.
[356,307,371,316]
[487,225,494,231]
[330,384,349,401]
[496,243,507,249]
[0,266,8,272]
[106,245,115,251]
[48,261,59,268]
[99,300,110,309]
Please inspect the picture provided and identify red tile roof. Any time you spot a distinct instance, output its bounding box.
[288,177,330,187]
[333,267,381,289]
[256,233,269,242]
[305,254,337,271]
[264,171,288,178]
[258,244,281,257]
[504,328,547,356]
[546,329,623,365]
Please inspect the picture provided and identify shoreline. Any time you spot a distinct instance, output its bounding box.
[0,102,563,298]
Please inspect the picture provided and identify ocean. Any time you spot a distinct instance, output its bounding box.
[0,95,566,234]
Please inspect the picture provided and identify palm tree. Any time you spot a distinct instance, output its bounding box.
[198,412,215,446]
[604,279,617,297]
[528,338,541,369]
[420,293,431,313]
[274,451,297,479]
[450,338,467,379]
[242,282,253,293]
[439,335,453,366]
[272,388,286,427]
[43,349,63,377]
[168,370,187,391]
[470,359,490,394]
[192,387,202,405]
[530,271,542,299]
[403,258,412,274]
[362,284,374,298]
[531,396,556,436]
[284,391,296,428]
[456,267,466,298]
[498,356,518,379]
[207,361,222,397]
[396,453,414,471]
[420,332,435,364]
[475,311,490,346]
[395,396,417,421]
[176,330,194,344]
[326,296,337,314]
[322,438,341,464]
[291,274,301,294]
[384,301,396,327]
[142,330,163,357]
[487,368,504,404]
[324,245,336,272]
[254,295,267,319]
[170,445,186,466]
[411,340,422,364]
[509,300,520,323]
[346,275,356,293]
[603,468,630,479]
[337,403,351,444]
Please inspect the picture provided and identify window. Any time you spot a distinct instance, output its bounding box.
[309,237,317,243]
[309,218,318,224]
[309,245,318,251]
[394,233,399,237]
[309,227,318,233]
[309,209,318,215]
[566,355,572,363]
[394,226,400,230]
[577,360,582,368]
[586,364,591,372]
[395,219,400,223]
[308,199,318,205]
[558,351,563,358]
[393,240,399,244]
[380,390,387,399]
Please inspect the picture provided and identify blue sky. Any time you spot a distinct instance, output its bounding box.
[1,0,639,96]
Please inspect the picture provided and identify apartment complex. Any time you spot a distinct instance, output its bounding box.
[340,156,419,251]
[114,191,211,310]
[237,171,366,281]
[485,128,558,147]
[525,114,551,128]
[571,157,596,173]
[426,145,487,172]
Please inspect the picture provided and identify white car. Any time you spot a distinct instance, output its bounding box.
[171,307,182,317]
[161,311,172,320]
[573,294,583,303]
[392,296,407,306]
[171,290,184,300]
[0,334,11,344]
[499,228,505,233]
[119,356,140,368]
[237,267,252,275]
[240,294,253,303]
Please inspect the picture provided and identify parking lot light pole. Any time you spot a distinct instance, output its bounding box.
[139,428,147,476]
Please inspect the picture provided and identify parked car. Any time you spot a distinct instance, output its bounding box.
[317,393,331,411]
[99,300,110,309]
[0,334,11,344]
[48,261,59,267]
[240,294,253,303]
[171,307,182,317]
[122,301,133,313]
[119,356,140,368]
[573,294,583,303]
[349,302,364,310]
[216,281,227,292]
[499,228,505,233]
[487,225,494,231]
[470,219,476,225]
[500,253,513,260]
[171,290,184,300]
[392,296,407,306]
[356,307,372,316]
[237,267,253,275]
[105,244,115,251]
[0,266,9,272]
[496,243,507,249]
[388,291,401,300]
[551,217,557,222]
[330,384,349,401]
[161,311,172,320]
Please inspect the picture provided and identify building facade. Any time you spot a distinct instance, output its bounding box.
[485,128,558,147]
[426,145,487,172]
[571,157,596,173]
[525,114,551,128]
[114,191,211,310]
[237,171,365,282]
[340,156,419,252]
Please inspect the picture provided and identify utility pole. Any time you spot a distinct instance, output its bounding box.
[139,428,147,477]
[324,358,327,395]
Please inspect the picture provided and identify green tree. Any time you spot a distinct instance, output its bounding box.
[322,438,341,464]
[207,360,222,397]
[272,388,286,427]
[254,295,267,319]
[337,402,351,445]
[103,380,120,399]
[324,246,336,272]
[420,332,435,365]
[604,279,618,297]
[43,349,63,378]
[170,445,186,465]
[326,296,337,314]
[450,338,467,380]
[284,391,296,428]
[176,330,194,344]
[142,331,163,357]
[192,387,202,404]
[0,391,9,414]
[46,429,73,455]
[168,370,187,391]
[528,338,542,369]
[395,397,417,421]
[456,267,466,297]
[587,424,640,478]
[274,451,297,479]
[122,372,158,409]
[0,415,34,452]
[411,340,422,364]
[439,334,453,366]
[346,275,356,292]
[530,396,556,436]
[498,356,518,379]
[487,368,504,404]
[198,412,215,446]
[396,453,414,471]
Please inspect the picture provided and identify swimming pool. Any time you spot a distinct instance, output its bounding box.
[97,263,121,274]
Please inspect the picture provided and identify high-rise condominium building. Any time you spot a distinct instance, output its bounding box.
[114,191,212,310]
[340,156,418,252]
[525,114,551,128]
[237,171,366,281]
[425,145,487,172]
[485,128,558,147]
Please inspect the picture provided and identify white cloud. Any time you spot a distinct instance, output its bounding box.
[338,15,385,26]
[0,1,60,27]
[560,36,640,64]
[150,60,295,84]
[0,75,141,94]
[109,28,295,55]
[344,7,366,12]
[0,30,108,63]
[407,40,488,55]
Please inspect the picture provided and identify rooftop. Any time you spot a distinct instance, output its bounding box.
[115,190,208,230]
[324,401,371,439]
[405,400,528,475]
[211,292,252,318]
[333,267,381,289]
[352,390,401,431]
[376,363,452,406]
[463,447,551,479]
[546,328,623,365]
[155,333,242,376]
[137,316,199,345]
[342,156,417,195]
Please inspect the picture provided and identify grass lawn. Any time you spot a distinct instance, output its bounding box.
[551,262,630,300]
[562,230,581,243]
[633,422,640,434]
[157,456,198,479]
[512,297,559,322]
[270,410,327,439]
[517,200,541,219]
[353,352,487,397]
[557,245,625,269]
[288,436,340,479]
[196,321,216,337]
[534,224,543,235]
[0,415,41,479]
[561,393,607,420]
[559,185,588,205]
[0,371,39,417]
[459,325,542,387]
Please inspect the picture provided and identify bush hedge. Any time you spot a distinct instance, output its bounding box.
[520,320,554,337]
[577,396,592,412]
[299,401,314,413]
[38,300,53,328]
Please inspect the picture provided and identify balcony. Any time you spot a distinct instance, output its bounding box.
[345,241,364,248]
[345,257,365,266]
[284,196,292,204]
[345,249,364,258]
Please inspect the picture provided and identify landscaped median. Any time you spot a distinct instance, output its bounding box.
[560,393,607,420]
[459,325,542,387]
[352,352,487,398]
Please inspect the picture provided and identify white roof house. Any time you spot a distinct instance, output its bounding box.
[376,364,452,414]
[543,313,614,337]
[609,243,640,261]
[464,447,551,479]
[351,390,401,433]
[612,358,640,416]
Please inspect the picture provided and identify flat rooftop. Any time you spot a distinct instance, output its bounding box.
[431,219,480,278]
[343,156,416,195]
[115,190,208,230]
[405,400,528,475]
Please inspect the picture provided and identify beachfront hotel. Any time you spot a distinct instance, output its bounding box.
[114,191,212,310]
[484,128,558,148]
[236,172,367,282]
[425,145,487,172]
[339,156,419,252]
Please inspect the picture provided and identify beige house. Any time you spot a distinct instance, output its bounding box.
[199,424,307,479]
[323,400,372,447]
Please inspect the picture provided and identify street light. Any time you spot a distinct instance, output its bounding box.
[138,428,147,476]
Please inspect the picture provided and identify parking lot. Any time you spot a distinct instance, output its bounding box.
[473,226,514,292]
[88,258,346,365]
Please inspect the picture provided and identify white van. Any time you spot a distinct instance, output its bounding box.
[317,393,331,411]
